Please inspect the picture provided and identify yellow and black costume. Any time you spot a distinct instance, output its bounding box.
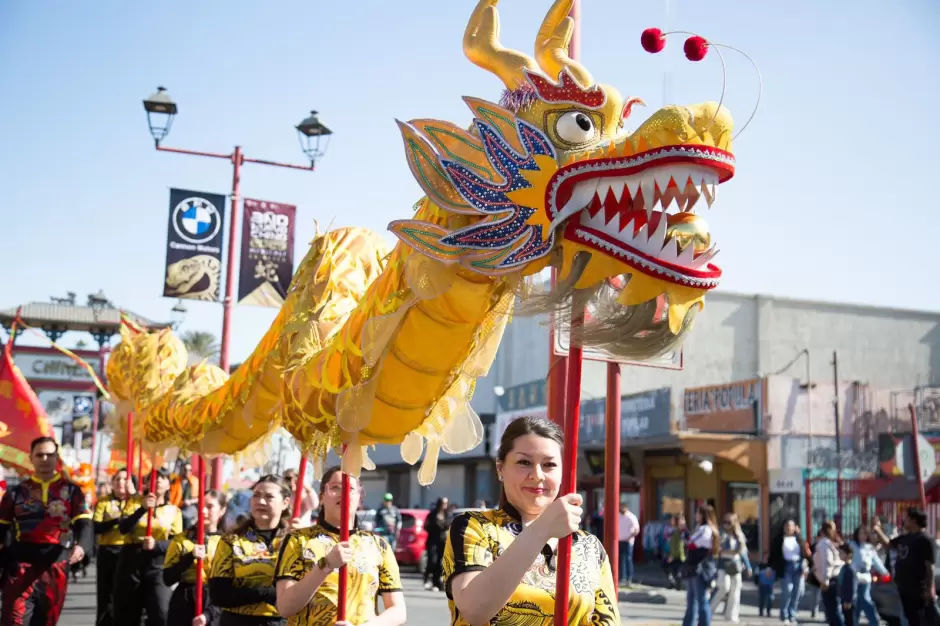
[274,519,403,626]
[92,493,132,626]
[442,505,621,626]
[164,529,223,625]
[112,493,183,626]
[208,526,285,626]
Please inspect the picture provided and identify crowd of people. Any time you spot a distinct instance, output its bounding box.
[4,431,936,626]
[659,505,937,626]
[0,415,623,625]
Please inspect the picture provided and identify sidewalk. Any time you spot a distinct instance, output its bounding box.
[624,563,822,613]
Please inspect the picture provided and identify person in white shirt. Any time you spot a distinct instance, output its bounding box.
[618,503,640,586]
[813,520,845,626]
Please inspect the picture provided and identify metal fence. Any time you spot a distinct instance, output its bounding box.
[805,477,940,538]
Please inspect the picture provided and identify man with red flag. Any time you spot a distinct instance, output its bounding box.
[0,345,56,474]
[0,436,92,625]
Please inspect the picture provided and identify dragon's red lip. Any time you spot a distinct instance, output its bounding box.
[545,145,734,289]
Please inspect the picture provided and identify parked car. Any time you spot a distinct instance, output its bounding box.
[394,509,429,572]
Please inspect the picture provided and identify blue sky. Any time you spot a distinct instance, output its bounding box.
[2,0,938,362]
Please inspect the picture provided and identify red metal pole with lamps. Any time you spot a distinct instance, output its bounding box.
[143,89,332,492]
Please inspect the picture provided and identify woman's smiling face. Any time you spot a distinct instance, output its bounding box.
[497,434,562,521]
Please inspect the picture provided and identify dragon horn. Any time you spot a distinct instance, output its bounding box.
[464,0,539,90]
[535,0,593,87]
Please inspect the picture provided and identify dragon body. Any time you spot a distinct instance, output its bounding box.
[109,0,739,484]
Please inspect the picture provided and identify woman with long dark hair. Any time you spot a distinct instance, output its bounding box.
[442,416,619,625]
[275,466,406,626]
[208,475,291,626]
[164,489,227,626]
[112,467,183,626]
[682,504,721,626]
[423,497,450,591]
[92,467,134,626]
[768,519,812,624]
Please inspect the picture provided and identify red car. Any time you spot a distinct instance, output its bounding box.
[394,509,429,572]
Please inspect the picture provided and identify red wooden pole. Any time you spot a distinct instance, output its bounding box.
[603,362,622,589]
[910,403,928,511]
[291,456,308,520]
[137,438,144,489]
[214,146,243,491]
[551,7,581,622]
[145,461,157,537]
[126,413,134,485]
[337,467,351,622]
[194,455,207,615]
[553,304,585,626]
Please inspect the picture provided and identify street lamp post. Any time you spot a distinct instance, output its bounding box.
[142,87,332,491]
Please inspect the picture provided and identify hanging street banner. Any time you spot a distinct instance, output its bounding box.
[162,188,226,302]
[237,198,296,307]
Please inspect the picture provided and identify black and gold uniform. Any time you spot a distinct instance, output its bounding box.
[112,493,183,626]
[163,530,223,626]
[442,505,621,626]
[92,494,132,626]
[208,526,285,626]
[274,519,403,626]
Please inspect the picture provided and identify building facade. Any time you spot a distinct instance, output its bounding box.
[364,291,940,550]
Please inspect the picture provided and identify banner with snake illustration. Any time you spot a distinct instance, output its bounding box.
[109,0,745,485]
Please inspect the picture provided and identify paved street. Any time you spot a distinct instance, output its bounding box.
[59,564,817,626]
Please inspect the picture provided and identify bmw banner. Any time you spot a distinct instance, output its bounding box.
[237,198,296,307]
[162,188,227,301]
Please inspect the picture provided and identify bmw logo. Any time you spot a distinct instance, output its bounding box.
[172,197,222,245]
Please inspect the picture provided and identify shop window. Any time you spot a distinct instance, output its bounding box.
[656,479,685,520]
[726,482,761,552]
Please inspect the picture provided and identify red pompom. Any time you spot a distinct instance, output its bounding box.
[641,28,665,54]
[684,36,709,61]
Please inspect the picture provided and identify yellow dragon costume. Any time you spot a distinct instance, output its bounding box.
[109,0,738,485]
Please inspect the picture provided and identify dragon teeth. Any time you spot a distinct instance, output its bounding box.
[690,246,718,268]
[677,242,696,265]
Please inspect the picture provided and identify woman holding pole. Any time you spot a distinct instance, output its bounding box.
[443,416,619,626]
[275,466,407,626]
[112,467,182,626]
[164,489,227,626]
[91,467,134,626]
[208,475,291,626]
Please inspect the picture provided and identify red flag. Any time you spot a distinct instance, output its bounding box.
[0,347,55,473]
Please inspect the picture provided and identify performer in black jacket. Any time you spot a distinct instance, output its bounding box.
[0,437,93,626]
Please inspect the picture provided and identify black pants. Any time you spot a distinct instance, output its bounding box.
[111,546,172,626]
[424,542,443,589]
[95,546,121,626]
[899,591,934,626]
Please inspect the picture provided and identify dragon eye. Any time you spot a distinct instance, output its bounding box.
[555,111,596,144]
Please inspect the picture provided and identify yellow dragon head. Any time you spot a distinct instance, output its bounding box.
[391,0,737,361]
